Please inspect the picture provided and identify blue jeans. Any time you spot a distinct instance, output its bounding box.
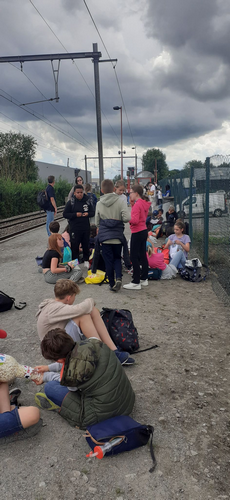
[0,407,23,438]
[46,210,55,236]
[101,243,122,287]
[45,380,69,407]
[170,249,186,269]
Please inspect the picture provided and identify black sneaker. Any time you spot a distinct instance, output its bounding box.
[110,279,122,292]
[0,419,43,445]
[9,388,21,406]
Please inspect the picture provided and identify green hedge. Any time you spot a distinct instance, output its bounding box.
[0,177,72,219]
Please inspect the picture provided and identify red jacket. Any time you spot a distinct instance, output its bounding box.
[129,198,151,234]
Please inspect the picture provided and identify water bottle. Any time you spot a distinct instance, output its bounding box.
[86,438,121,459]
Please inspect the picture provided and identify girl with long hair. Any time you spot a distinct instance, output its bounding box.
[42,234,82,284]
[123,185,151,290]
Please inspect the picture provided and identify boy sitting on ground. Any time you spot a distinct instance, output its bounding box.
[95,179,130,291]
[34,330,135,430]
[36,279,134,365]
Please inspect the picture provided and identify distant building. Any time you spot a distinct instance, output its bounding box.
[135,170,153,185]
[36,160,91,184]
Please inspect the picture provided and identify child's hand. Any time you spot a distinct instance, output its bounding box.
[34,365,49,373]
[33,374,44,385]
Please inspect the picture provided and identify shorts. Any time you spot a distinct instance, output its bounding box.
[0,407,23,438]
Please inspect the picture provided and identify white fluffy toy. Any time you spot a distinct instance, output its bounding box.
[0,354,39,382]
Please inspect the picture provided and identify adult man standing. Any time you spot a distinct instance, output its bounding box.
[46,176,57,236]
[63,184,95,267]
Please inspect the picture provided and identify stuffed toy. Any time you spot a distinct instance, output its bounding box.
[0,354,39,382]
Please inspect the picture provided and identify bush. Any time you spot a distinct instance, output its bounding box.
[0,177,72,218]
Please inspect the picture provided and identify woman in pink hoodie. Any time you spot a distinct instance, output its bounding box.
[123,185,151,290]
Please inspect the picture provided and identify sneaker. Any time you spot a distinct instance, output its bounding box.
[84,261,89,269]
[115,350,135,365]
[115,350,135,366]
[123,282,141,290]
[35,393,60,411]
[111,279,122,292]
[140,279,148,286]
[0,419,43,445]
[9,388,21,406]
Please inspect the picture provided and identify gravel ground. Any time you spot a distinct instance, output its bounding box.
[0,222,229,500]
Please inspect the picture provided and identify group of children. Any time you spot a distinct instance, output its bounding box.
[1,177,191,443]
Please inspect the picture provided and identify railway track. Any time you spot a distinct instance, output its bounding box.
[0,206,65,242]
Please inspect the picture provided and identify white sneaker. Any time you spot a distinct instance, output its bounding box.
[123,282,141,290]
[140,279,148,286]
[84,261,89,269]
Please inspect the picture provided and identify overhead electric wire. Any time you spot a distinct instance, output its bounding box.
[9,62,97,153]
[82,0,136,147]
[29,0,120,145]
[0,89,97,153]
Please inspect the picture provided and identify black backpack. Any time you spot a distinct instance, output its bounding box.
[0,291,26,312]
[101,308,139,353]
[180,259,209,283]
[37,190,48,209]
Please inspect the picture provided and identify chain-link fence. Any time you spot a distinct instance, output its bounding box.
[159,157,230,296]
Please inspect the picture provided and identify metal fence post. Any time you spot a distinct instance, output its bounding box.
[204,157,210,266]
[189,166,193,246]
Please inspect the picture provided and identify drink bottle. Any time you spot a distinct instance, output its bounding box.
[86,438,121,459]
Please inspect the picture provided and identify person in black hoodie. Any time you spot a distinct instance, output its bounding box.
[63,184,95,268]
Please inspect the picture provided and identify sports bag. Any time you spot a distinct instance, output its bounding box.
[84,415,156,472]
[37,190,48,209]
[180,258,209,283]
[0,291,26,312]
[101,307,139,353]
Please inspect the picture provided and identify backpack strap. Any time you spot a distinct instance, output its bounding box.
[147,425,157,472]
[134,345,159,354]
[0,290,15,302]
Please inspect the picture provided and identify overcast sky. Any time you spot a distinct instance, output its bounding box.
[0,0,230,178]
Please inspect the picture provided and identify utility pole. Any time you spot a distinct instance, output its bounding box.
[84,155,88,183]
[93,43,103,187]
[0,46,117,189]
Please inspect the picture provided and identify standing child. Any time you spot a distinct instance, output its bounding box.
[63,184,95,268]
[114,180,128,204]
[123,185,151,290]
[95,179,130,292]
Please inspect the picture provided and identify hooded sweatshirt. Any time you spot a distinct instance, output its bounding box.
[36,297,94,340]
[63,194,95,232]
[129,198,151,234]
[95,193,130,244]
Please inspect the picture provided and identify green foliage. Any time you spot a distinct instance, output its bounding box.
[0,131,38,182]
[0,177,72,218]
[141,148,169,180]
[168,169,181,177]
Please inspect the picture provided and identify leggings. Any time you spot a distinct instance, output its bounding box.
[130,229,148,283]
[43,268,82,284]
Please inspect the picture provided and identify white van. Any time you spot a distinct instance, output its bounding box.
[177,192,227,217]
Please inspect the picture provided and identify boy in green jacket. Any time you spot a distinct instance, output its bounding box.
[35,329,135,430]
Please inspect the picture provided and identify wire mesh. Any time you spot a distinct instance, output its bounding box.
[160,158,230,296]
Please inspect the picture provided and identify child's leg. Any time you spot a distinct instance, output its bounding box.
[130,233,141,284]
[113,244,122,280]
[0,382,11,413]
[44,380,69,407]
[170,249,185,269]
[81,229,90,262]
[140,230,148,280]
[17,407,40,429]
[72,307,117,351]
[101,243,115,287]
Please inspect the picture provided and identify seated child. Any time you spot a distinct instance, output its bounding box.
[62,224,71,247]
[49,221,60,235]
[36,279,134,366]
[34,330,135,430]
[147,240,178,280]
[164,220,191,269]
[0,381,42,444]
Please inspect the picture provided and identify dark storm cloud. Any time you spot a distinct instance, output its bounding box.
[145,0,230,102]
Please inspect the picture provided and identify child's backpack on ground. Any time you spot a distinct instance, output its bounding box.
[0,291,26,312]
[180,258,209,283]
[101,308,139,353]
[37,190,48,210]
[148,268,162,280]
